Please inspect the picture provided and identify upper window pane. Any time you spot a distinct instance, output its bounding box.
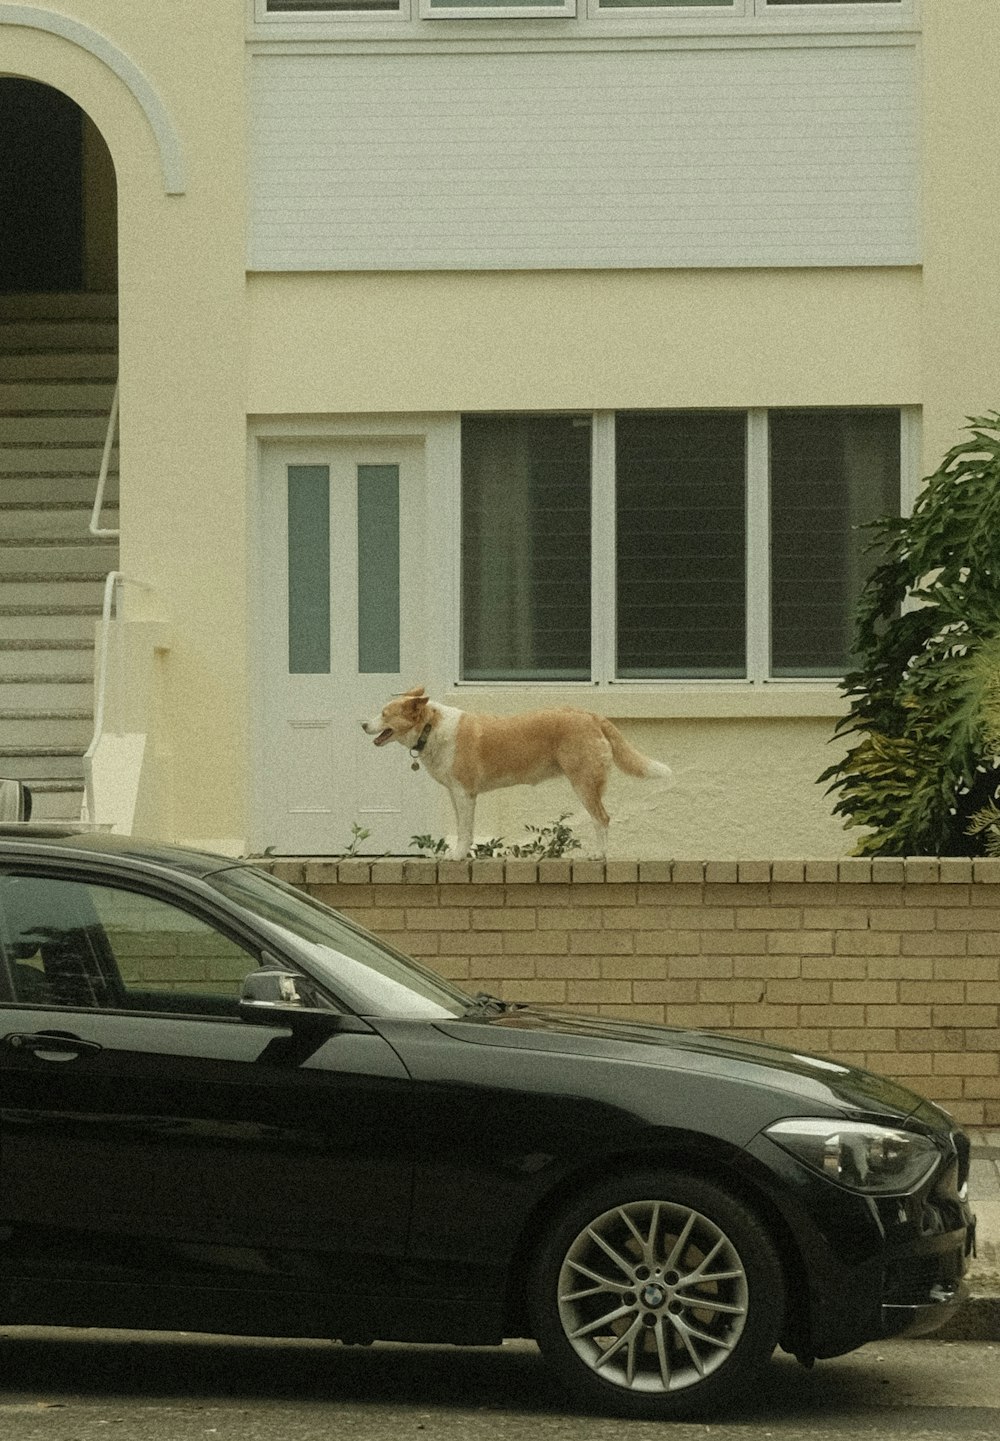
[599,1,735,8]
[266,2,399,11]
[769,409,899,679]
[461,415,591,681]
[421,0,574,12]
[616,412,746,680]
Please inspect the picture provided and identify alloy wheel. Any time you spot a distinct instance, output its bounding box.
[556,1197,750,1395]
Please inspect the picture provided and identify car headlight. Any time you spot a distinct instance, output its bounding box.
[765,1119,940,1195]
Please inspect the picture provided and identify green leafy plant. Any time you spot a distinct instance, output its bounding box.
[341,822,371,857]
[410,813,583,861]
[820,413,1000,856]
[507,813,584,860]
[962,656,1000,854]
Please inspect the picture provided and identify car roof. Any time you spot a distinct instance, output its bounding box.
[0,825,243,879]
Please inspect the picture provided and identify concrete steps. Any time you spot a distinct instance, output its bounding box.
[0,292,119,821]
[0,380,117,411]
[0,639,94,674]
[0,350,118,381]
[1,502,120,540]
[0,465,119,500]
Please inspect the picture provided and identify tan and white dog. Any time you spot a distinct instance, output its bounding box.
[362,686,670,859]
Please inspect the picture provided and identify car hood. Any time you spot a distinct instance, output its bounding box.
[442,1007,939,1124]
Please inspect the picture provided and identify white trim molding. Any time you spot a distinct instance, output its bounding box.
[0,5,186,194]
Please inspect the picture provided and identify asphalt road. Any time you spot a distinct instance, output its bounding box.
[0,1331,997,1441]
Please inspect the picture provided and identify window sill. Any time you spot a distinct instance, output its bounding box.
[445,682,848,719]
[248,16,919,48]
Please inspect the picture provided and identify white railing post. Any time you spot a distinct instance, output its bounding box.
[89,378,120,539]
[82,571,123,823]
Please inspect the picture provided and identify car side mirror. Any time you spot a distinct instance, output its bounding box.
[238,968,337,1029]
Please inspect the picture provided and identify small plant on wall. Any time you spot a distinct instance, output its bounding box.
[411,814,583,861]
[821,413,1000,856]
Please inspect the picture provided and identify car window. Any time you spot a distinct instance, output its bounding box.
[208,865,471,1018]
[0,873,261,1017]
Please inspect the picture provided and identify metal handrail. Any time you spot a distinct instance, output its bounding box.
[89,378,120,538]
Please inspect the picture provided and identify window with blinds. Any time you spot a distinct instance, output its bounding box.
[458,407,901,685]
[616,412,747,679]
[461,414,591,681]
[769,409,900,678]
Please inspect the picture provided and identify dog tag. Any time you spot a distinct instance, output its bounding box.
[411,760,420,771]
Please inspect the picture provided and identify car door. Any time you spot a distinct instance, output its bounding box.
[0,864,413,1330]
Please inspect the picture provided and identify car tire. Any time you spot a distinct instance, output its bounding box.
[528,1169,786,1420]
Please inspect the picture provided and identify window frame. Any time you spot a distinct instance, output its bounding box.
[457,407,916,690]
[252,0,917,31]
[419,0,577,19]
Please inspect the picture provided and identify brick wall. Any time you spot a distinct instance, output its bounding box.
[264,856,1000,1126]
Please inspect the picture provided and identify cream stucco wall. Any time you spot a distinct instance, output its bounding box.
[3,3,250,851]
[247,268,922,415]
[921,0,1000,471]
[247,267,920,858]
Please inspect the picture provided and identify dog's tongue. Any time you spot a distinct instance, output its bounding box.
[374,728,393,746]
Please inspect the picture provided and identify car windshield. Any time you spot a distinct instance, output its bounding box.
[206,864,472,1019]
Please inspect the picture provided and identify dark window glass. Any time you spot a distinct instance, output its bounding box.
[769,408,899,677]
[616,411,746,679]
[0,875,256,1015]
[461,415,591,681]
[266,2,399,12]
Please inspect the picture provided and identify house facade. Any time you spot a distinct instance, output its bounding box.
[2,0,997,859]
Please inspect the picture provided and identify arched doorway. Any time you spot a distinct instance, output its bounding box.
[0,78,119,821]
[0,77,117,294]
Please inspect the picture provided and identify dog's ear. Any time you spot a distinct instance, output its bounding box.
[401,685,426,698]
[403,692,428,717]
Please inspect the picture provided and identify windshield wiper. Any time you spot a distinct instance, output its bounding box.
[464,991,527,1017]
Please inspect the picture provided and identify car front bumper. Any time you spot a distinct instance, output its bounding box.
[747,1126,977,1361]
[881,1278,970,1339]
[878,1203,977,1340]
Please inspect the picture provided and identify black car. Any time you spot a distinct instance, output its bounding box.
[0,829,976,1420]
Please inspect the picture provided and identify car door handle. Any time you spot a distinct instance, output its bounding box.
[3,1031,103,1061]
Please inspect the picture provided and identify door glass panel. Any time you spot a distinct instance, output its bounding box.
[287,465,331,675]
[357,463,401,674]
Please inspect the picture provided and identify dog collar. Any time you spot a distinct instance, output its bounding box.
[409,722,433,770]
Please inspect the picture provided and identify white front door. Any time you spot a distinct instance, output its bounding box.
[258,440,430,855]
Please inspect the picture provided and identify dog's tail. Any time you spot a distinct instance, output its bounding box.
[598,718,672,780]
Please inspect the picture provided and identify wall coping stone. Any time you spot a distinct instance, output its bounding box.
[259,857,1000,886]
